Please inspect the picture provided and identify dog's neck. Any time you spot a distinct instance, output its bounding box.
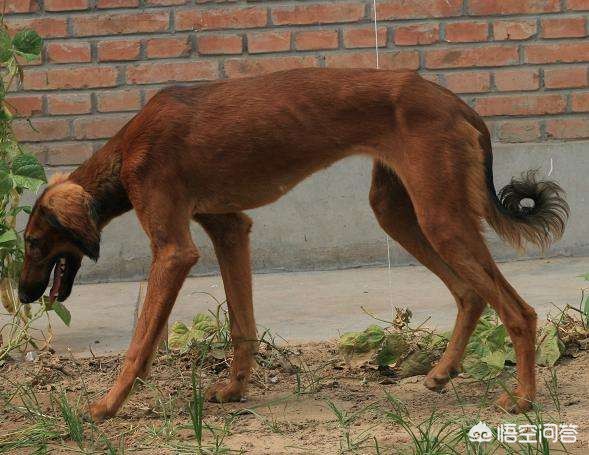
[69,135,132,229]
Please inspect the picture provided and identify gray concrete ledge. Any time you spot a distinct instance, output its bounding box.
[39,256,589,355]
[37,140,589,283]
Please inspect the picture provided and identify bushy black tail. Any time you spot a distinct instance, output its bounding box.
[486,168,569,251]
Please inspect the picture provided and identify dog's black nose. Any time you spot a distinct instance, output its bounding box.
[18,289,34,304]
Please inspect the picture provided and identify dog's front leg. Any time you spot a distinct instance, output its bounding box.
[89,243,199,421]
[196,213,257,403]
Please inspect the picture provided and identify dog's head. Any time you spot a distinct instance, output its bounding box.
[18,173,100,304]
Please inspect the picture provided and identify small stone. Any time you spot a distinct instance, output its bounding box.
[25,351,38,362]
[269,376,279,384]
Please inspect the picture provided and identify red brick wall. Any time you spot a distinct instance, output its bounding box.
[4,0,589,166]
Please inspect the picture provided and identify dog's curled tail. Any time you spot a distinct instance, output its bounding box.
[485,165,569,251]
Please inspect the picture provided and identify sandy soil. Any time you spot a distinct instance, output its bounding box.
[1,342,588,454]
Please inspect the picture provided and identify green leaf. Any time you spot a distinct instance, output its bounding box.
[52,301,71,326]
[0,228,17,245]
[376,332,409,366]
[11,175,45,192]
[0,30,13,63]
[536,324,562,367]
[583,295,589,325]
[0,170,13,197]
[0,105,12,121]
[11,153,46,180]
[12,29,42,56]
[339,325,385,354]
[10,153,46,191]
[20,53,39,62]
[577,272,589,281]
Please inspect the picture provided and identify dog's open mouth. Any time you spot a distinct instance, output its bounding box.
[49,257,67,304]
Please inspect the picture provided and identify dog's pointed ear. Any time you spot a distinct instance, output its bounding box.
[40,182,100,261]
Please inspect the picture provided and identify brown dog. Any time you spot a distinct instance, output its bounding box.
[18,68,568,420]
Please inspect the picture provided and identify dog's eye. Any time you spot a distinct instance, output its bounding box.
[27,237,40,248]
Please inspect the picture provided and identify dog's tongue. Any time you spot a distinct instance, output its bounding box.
[49,261,63,304]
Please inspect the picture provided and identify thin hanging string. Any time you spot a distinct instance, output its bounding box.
[372,0,394,308]
[372,0,380,69]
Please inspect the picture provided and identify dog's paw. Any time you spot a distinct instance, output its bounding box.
[88,398,115,422]
[206,381,245,403]
[424,366,459,392]
[495,391,533,414]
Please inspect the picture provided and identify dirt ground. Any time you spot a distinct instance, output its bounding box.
[1,340,588,454]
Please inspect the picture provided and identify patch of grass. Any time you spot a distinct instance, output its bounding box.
[56,390,84,448]
[326,400,381,454]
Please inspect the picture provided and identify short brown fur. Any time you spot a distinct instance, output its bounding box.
[18,68,568,420]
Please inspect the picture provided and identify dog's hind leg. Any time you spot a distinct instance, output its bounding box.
[195,212,257,403]
[389,141,537,413]
[89,195,199,421]
[369,160,486,391]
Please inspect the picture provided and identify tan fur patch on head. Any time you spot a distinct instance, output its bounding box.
[48,172,70,186]
[40,182,100,260]
[42,182,92,221]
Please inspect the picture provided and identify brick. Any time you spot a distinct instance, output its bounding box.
[495,120,542,142]
[72,12,169,37]
[443,72,491,93]
[146,37,192,58]
[45,0,88,11]
[541,18,586,38]
[6,17,68,38]
[546,118,589,139]
[324,51,420,70]
[177,7,266,31]
[378,0,462,19]
[544,67,588,88]
[97,89,141,112]
[224,56,318,79]
[47,94,92,115]
[271,3,365,25]
[198,34,243,55]
[126,61,218,84]
[524,42,589,64]
[47,41,91,64]
[394,23,439,45]
[247,31,290,54]
[98,39,141,61]
[74,114,134,140]
[0,0,39,13]
[96,0,139,8]
[13,118,69,142]
[567,0,589,10]
[494,69,540,91]
[474,94,566,116]
[444,21,488,43]
[425,45,518,69]
[422,73,440,84]
[5,95,43,117]
[572,92,589,111]
[146,0,187,4]
[142,87,161,104]
[343,27,387,49]
[23,67,119,90]
[493,20,537,40]
[294,30,338,51]
[469,0,560,15]
[45,142,94,166]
